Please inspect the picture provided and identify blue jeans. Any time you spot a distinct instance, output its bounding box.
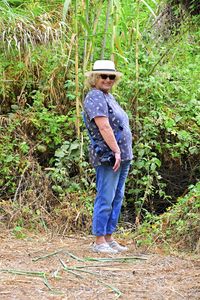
[92,160,131,236]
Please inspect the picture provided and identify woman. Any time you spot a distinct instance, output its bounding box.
[84,60,133,254]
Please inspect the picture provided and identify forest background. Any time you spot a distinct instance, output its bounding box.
[0,0,199,253]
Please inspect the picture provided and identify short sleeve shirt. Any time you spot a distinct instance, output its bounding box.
[83,88,133,167]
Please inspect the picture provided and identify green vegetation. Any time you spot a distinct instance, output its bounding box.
[0,0,199,252]
[133,182,200,252]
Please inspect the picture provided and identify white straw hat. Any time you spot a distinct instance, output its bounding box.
[85,60,122,77]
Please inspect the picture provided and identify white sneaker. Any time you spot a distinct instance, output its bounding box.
[107,240,128,252]
[92,243,118,254]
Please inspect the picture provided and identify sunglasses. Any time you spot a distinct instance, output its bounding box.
[100,74,116,80]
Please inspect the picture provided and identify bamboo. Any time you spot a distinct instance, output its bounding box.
[43,276,54,291]
[59,259,123,297]
[62,0,72,22]
[75,0,80,139]
[101,0,112,59]
[111,1,115,61]
[0,269,46,277]
[97,279,122,298]
[64,33,76,77]
[85,5,103,67]
[85,256,148,262]
[82,0,89,74]
[64,249,85,262]
[134,0,141,226]
[135,0,140,137]
[32,250,63,262]
[67,266,100,276]
[60,258,84,278]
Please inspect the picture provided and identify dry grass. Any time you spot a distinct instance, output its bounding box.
[0,153,92,234]
[0,231,199,299]
[0,9,71,53]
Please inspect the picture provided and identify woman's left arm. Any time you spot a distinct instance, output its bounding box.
[94,116,121,172]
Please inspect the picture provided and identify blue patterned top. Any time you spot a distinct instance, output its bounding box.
[83,88,133,167]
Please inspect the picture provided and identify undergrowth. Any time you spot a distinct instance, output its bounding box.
[133,182,200,252]
[0,1,199,251]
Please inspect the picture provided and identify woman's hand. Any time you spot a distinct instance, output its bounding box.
[113,152,121,172]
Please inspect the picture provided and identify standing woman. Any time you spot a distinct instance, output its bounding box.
[84,60,133,254]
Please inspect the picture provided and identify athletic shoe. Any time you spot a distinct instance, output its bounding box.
[92,242,118,254]
[107,240,128,252]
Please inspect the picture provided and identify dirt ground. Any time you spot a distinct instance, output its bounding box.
[0,231,200,300]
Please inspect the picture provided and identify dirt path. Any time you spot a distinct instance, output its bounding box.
[0,231,199,300]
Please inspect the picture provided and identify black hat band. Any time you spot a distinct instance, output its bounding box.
[92,68,116,72]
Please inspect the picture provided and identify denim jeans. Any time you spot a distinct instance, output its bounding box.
[92,160,131,236]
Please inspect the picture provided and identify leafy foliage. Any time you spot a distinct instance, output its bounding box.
[133,182,200,252]
[0,0,199,249]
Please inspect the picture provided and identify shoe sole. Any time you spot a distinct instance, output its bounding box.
[92,249,118,254]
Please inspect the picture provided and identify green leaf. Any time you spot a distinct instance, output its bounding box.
[55,150,65,158]
[177,130,191,141]
[140,0,157,18]
[70,142,80,151]
[164,118,176,129]
[79,16,91,35]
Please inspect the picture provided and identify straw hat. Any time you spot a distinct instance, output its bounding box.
[85,60,122,77]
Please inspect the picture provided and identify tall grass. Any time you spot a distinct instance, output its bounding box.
[0,2,70,54]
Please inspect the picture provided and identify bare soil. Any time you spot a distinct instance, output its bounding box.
[0,230,199,300]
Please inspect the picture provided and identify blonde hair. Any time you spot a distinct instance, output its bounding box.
[85,73,121,89]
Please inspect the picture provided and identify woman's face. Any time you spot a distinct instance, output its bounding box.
[95,74,116,93]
